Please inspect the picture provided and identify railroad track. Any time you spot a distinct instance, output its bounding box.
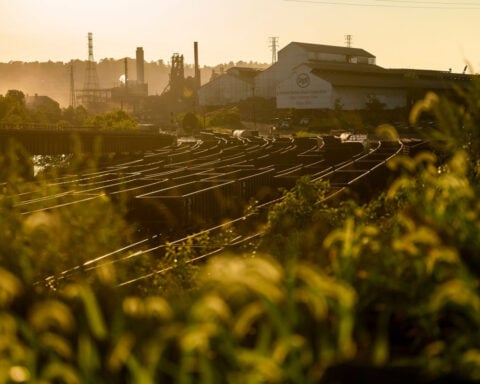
[21,132,412,288]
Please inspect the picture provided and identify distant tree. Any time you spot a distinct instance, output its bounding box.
[0,90,29,124]
[6,89,26,105]
[61,105,90,127]
[27,95,62,124]
[182,112,200,134]
[364,95,387,127]
[334,98,344,111]
[0,95,7,120]
[238,97,276,123]
[365,95,386,111]
[85,109,139,131]
[205,106,242,128]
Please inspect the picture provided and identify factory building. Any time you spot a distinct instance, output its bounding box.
[276,61,471,110]
[198,67,261,106]
[198,41,471,111]
[276,62,407,110]
[110,47,148,110]
[255,42,376,99]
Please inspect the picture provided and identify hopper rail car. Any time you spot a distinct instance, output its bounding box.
[22,132,420,288]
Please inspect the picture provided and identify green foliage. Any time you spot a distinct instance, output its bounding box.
[256,79,480,380]
[0,90,29,124]
[237,97,277,123]
[0,140,34,182]
[181,112,200,134]
[29,96,62,124]
[84,109,139,131]
[260,177,331,265]
[0,90,64,125]
[60,105,90,127]
[0,90,139,131]
[2,80,480,382]
[411,76,480,180]
[204,107,242,129]
[363,95,387,127]
[0,152,134,286]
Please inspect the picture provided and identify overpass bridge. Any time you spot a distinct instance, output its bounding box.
[0,124,176,155]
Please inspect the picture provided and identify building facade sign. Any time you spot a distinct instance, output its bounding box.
[296,73,311,88]
[277,70,332,109]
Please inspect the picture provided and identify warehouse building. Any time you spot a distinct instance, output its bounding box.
[276,61,407,109]
[277,62,471,110]
[255,41,376,99]
[198,41,472,110]
[198,67,261,106]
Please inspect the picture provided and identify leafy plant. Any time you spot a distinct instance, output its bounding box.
[1,78,480,383]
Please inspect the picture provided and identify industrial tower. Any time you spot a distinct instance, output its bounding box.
[169,53,185,100]
[84,32,99,91]
[76,32,108,110]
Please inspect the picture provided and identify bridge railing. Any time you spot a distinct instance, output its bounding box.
[0,122,162,133]
[0,122,96,131]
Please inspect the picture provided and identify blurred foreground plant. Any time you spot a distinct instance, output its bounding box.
[1,77,480,383]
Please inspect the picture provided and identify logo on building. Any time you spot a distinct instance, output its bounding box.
[296,73,310,88]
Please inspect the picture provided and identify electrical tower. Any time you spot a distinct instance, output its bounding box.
[84,32,99,89]
[345,34,353,48]
[269,37,279,64]
[81,32,100,106]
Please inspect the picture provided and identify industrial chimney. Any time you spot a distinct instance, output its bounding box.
[194,41,200,89]
[136,47,145,84]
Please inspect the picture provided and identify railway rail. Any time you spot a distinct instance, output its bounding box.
[19,131,417,288]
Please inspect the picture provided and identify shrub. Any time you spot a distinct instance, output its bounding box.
[84,110,139,131]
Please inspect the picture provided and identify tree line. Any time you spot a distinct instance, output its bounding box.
[0,59,269,107]
[0,90,138,130]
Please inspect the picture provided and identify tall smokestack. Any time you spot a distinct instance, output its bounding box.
[136,47,145,84]
[194,41,200,89]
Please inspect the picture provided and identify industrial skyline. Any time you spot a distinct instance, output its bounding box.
[0,0,479,73]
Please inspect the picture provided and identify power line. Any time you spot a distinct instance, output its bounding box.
[284,0,480,9]
[376,0,480,4]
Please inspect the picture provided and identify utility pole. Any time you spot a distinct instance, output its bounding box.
[122,57,128,111]
[269,36,279,64]
[345,34,352,48]
[69,61,76,108]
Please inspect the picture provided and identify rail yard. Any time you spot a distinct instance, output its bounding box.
[10,130,428,287]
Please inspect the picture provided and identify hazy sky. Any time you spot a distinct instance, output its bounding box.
[1,0,479,73]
